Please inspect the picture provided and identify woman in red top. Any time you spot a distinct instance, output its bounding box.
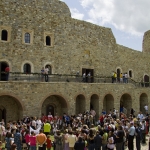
[46,135,52,150]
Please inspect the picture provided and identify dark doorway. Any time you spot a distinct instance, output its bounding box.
[82,68,94,83]
[23,63,31,73]
[0,108,6,123]
[117,69,120,82]
[0,62,8,81]
[144,75,149,87]
[90,103,93,110]
[46,105,54,116]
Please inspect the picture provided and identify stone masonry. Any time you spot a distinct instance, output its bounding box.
[0,0,150,121]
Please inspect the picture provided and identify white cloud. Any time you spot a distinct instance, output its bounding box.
[79,0,150,36]
[70,8,84,20]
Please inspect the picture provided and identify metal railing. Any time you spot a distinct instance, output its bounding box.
[0,72,150,88]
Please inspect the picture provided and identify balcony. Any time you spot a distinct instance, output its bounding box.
[0,72,149,88]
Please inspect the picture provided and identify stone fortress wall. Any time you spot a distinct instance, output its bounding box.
[0,0,150,121]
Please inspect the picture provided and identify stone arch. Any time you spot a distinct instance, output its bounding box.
[90,94,99,119]
[41,94,68,116]
[120,93,132,116]
[76,94,86,114]
[128,69,133,78]
[21,60,34,73]
[116,67,122,82]
[44,62,53,74]
[0,93,24,122]
[140,93,148,113]
[103,94,114,114]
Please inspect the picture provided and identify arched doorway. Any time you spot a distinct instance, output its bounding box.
[46,105,54,117]
[0,62,8,81]
[90,94,99,119]
[120,94,132,116]
[144,75,149,87]
[103,94,114,114]
[42,95,68,117]
[0,95,23,122]
[76,95,86,114]
[0,106,6,122]
[140,93,148,113]
[117,69,121,82]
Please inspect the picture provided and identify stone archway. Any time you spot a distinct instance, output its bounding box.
[120,94,132,116]
[76,94,86,114]
[90,94,99,119]
[140,93,148,113]
[42,95,68,116]
[0,95,23,122]
[103,94,114,114]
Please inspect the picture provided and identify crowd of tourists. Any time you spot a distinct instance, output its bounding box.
[0,108,149,150]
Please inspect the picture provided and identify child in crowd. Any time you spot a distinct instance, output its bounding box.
[46,135,52,150]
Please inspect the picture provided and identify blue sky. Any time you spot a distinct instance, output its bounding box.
[60,0,150,51]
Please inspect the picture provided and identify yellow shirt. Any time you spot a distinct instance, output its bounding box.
[44,123,51,132]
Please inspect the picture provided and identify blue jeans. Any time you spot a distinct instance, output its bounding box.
[30,145,36,150]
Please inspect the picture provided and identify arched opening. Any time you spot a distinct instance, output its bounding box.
[76,95,86,115]
[23,63,31,73]
[129,70,132,78]
[0,62,8,81]
[46,36,51,46]
[140,93,148,113]
[42,95,68,117]
[1,30,8,41]
[45,64,52,74]
[90,94,99,119]
[24,33,30,43]
[144,75,149,87]
[103,94,114,114]
[46,105,54,117]
[0,106,6,122]
[120,94,132,116]
[117,68,121,82]
[0,95,23,122]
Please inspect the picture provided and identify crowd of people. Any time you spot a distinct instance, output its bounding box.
[0,108,149,150]
[111,72,129,83]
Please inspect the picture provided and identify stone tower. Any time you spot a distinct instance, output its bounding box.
[142,30,150,53]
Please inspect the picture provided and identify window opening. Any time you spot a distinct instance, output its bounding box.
[1,30,8,41]
[46,36,51,46]
[25,33,30,43]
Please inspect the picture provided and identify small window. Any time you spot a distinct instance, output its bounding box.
[45,65,52,74]
[24,33,30,43]
[1,30,8,41]
[46,36,51,46]
[24,63,31,73]
[129,70,132,78]
[44,32,54,47]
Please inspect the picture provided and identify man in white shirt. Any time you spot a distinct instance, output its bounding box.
[144,105,148,114]
[44,67,49,82]
[137,112,144,122]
